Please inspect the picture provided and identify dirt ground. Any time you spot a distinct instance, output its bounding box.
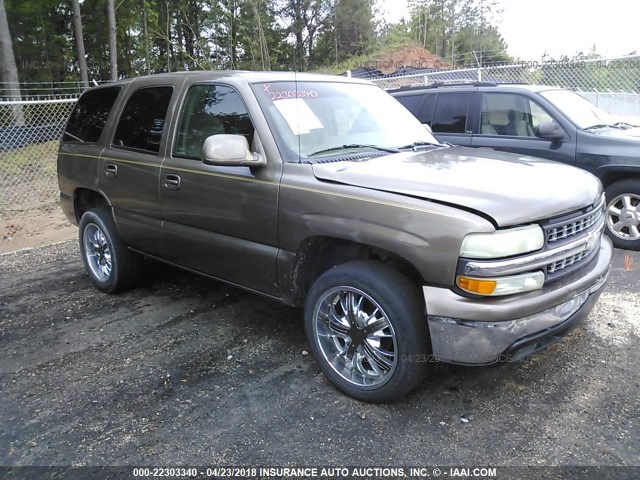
[0,241,639,471]
[0,207,76,253]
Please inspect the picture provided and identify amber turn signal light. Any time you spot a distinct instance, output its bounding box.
[457,276,497,295]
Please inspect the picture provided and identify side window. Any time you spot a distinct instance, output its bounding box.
[395,94,423,116]
[63,86,121,143]
[480,93,551,137]
[395,93,435,125]
[420,94,436,126]
[113,86,173,154]
[174,84,254,159]
[529,101,554,129]
[432,93,469,133]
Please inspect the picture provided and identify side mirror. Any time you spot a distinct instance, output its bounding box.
[536,122,564,140]
[422,123,433,134]
[201,134,265,167]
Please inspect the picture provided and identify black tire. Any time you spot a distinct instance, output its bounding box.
[604,180,640,251]
[304,260,431,402]
[78,207,143,293]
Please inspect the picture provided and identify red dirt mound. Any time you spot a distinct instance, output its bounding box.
[370,42,451,73]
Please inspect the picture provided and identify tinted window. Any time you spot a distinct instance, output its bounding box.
[395,95,423,114]
[175,85,254,159]
[420,94,436,126]
[113,86,173,154]
[395,93,435,124]
[432,93,469,133]
[63,86,121,143]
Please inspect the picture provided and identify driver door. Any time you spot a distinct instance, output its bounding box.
[159,83,280,295]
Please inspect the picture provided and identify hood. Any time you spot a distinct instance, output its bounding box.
[588,126,640,139]
[312,146,602,227]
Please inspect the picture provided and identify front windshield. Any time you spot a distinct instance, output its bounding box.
[540,89,615,129]
[252,81,440,162]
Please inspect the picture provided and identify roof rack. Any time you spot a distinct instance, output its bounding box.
[389,81,532,92]
[427,81,498,88]
[394,81,496,91]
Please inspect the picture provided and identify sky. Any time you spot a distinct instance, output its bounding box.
[378,0,640,60]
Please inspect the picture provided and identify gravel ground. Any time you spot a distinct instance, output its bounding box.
[0,241,639,470]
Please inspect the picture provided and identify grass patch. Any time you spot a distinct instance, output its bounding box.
[0,140,59,176]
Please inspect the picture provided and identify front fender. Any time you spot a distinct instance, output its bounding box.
[277,174,495,287]
[594,163,640,182]
[297,212,431,265]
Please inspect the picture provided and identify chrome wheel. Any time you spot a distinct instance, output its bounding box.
[83,223,112,281]
[607,193,640,240]
[313,287,397,388]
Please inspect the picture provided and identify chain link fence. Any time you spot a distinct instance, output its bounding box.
[2,54,640,252]
[0,98,77,252]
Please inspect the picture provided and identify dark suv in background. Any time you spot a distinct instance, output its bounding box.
[390,83,640,250]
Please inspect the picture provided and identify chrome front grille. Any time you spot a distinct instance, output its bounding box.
[541,195,606,279]
[546,250,591,274]
[459,195,606,287]
[547,198,604,244]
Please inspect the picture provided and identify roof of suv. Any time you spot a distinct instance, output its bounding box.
[92,70,371,89]
[388,83,563,95]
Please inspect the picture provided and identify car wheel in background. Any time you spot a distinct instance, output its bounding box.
[605,180,640,251]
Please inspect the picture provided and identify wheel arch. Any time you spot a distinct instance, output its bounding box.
[285,235,427,308]
[73,188,111,223]
[596,165,640,188]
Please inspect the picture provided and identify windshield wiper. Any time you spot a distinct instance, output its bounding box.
[584,123,622,130]
[308,144,399,157]
[396,141,444,150]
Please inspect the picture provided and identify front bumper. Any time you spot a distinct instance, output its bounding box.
[425,236,612,365]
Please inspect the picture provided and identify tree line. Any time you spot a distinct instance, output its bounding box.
[0,0,510,96]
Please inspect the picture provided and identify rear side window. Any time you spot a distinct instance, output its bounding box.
[395,93,435,125]
[63,86,121,143]
[113,86,173,154]
[395,94,423,115]
[432,93,470,133]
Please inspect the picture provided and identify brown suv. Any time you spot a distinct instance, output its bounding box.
[57,72,612,402]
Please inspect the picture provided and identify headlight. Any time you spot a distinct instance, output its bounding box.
[457,271,545,296]
[460,225,544,259]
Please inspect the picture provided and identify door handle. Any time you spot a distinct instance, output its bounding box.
[104,163,118,178]
[162,174,181,190]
